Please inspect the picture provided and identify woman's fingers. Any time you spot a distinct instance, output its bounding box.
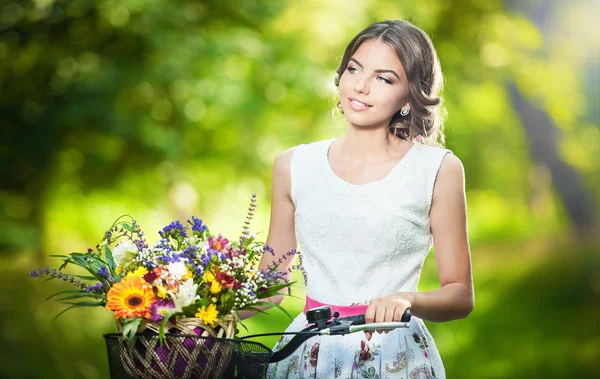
[375,302,387,334]
[365,299,377,324]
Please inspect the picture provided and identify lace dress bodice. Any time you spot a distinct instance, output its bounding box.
[290,139,452,305]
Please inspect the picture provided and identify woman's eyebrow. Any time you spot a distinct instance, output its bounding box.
[349,58,400,80]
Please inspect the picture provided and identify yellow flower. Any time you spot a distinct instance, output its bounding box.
[124,266,148,280]
[203,271,215,282]
[115,266,124,275]
[105,276,155,320]
[203,270,222,294]
[195,304,219,326]
[156,285,168,299]
[209,281,222,294]
[182,268,193,281]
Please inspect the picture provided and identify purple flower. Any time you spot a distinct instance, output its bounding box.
[183,246,198,260]
[28,267,87,289]
[105,231,113,244]
[29,268,46,277]
[263,245,275,256]
[188,216,208,234]
[159,221,187,239]
[86,283,104,293]
[97,266,110,278]
[266,249,298,270]
[192,264,203,276]
[201,256,210,266]
[149,299,176,323]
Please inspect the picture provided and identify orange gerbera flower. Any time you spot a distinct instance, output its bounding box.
[105,275,156,320]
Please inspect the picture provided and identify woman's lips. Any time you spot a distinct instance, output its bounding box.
[348,97,372,112]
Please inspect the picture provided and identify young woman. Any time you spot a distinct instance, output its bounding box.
[257,20,474,379]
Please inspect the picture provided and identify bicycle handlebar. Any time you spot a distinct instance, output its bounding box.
[340,309,411,325]
[266,306,411,363]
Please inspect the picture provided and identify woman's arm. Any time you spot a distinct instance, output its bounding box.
[366,154,474,324]
[237,147,298,320]
[410,153,474,321]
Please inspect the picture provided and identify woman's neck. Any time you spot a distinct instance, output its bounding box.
[336,125,409,163]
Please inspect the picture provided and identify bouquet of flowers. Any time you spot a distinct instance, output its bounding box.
[30,194,297,343]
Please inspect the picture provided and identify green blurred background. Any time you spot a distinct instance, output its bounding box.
[1,0,599,378]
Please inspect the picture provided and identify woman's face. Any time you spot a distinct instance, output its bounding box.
[338,39,409,129]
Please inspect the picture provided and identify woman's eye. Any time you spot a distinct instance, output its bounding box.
[347,67,358,73]
[377,76,392,84]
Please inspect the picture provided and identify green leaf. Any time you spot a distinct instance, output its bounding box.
[244,306,269,315]
[236,315,249,333]
[51,301,103,322]
[122,317,143,341]
[181,303,200,317]
[46,289,86,301]
[70,274,98,281]
[59,301,104,306]
[264,282,296,293]
[158,309,180,345]
[104,245,117,277]
[253,301,294,319]
[56,293,106,301]
[220,292,232,304]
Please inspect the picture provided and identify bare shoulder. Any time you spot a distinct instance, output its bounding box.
[272,146,298,175]
[434,153,465,196]
[271,146,300,198]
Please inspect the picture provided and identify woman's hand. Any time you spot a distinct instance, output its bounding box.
[365,292,413,334]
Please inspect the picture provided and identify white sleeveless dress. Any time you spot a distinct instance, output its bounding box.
[267,139,451,379]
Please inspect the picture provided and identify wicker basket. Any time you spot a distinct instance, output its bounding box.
[106,315,237,379]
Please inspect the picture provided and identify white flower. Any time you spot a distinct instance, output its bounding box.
[172,278,199,311]
[168,261,187,279]
[112,240,138,267]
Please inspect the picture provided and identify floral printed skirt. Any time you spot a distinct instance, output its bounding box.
[267,313,445,379]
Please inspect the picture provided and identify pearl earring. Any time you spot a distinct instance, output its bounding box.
[400,108,410,116]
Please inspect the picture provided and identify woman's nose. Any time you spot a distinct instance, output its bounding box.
[353,76,369,95]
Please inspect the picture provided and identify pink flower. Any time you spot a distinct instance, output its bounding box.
[149,299,175,323]
[207,235,230,252]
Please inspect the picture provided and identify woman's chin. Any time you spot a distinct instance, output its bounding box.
[344,116,388,130]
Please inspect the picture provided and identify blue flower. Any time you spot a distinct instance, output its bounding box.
[98,266,110,278]
[188,216,208,234]
[159,221,187,239]
[86,283,104,293]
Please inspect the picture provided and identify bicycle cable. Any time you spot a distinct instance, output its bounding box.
[237,331,322,340]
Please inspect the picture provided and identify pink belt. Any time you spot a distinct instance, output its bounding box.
[303,295,368,318]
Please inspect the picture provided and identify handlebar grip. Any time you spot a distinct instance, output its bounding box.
[345,314,366,325]
[342,309,411,324]
[400,308,411,322]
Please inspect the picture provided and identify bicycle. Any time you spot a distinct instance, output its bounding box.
[104,305,411,379]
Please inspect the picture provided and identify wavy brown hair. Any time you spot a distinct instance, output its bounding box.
[334,20,446,147]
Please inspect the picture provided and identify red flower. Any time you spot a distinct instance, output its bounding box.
[412,333,421,343]
[143,271,158,283]
[216,272,236,289]
[359,340,372,364]
[310,343,319,368]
